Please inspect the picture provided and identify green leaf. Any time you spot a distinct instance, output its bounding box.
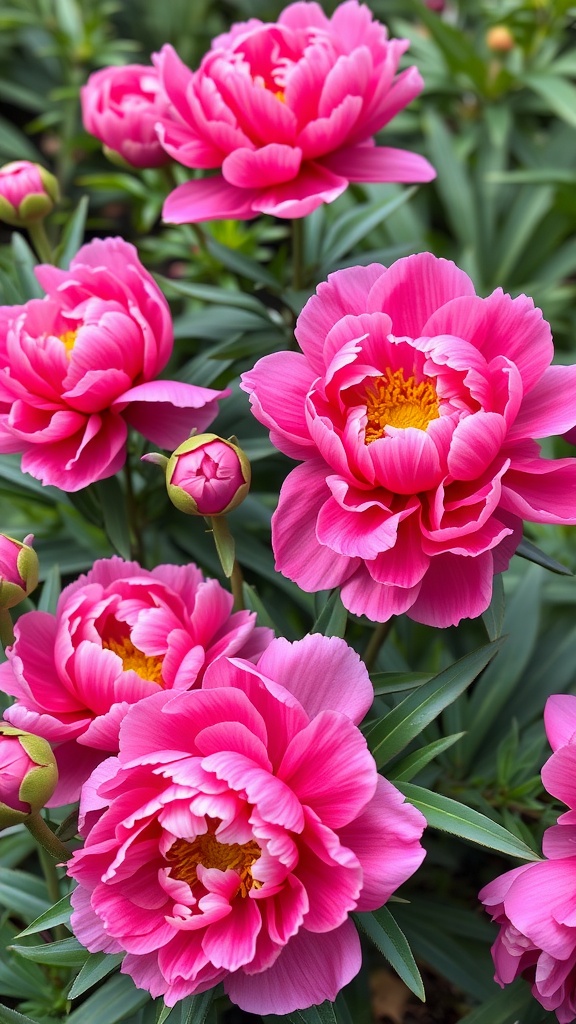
[95,477,132,560]
[522,73,576,129]
[203,236,279,289]
[11,233,43,300]
[241,582,278,633]
[156,276,273,319]
[57,195,90,268]
[387,732,466,782]
[37,563,61,615]
[181,990,216,1024]
[0,1005,38,1024]
[371,672,433,696]
[319,188,418,269]
[516,537,573,575]
[15,892,71,937]
[266,1004,339,1024]
[11,936,89,967]
[482,573,505,641]
[355,907,425,1000]
[457,978,537,1023]
[68,952,124,999]
[395,782,541,860]
[424,110,478,250]
[0,868,50,922]
[364,641,501,768]
[310,590,348,638]
[408,0,487,90]
[66,972,149,1024]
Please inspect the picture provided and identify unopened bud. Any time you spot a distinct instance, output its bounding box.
[0,725,58,828]
[0,534,39,611]
[0,161,59,227]
[164,434,251,517]
[486,25,515,52]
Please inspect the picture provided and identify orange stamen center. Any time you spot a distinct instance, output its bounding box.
[364,368,439,444]
[102,636,164,685]
[58,329,78,356]
[167,832,262,897]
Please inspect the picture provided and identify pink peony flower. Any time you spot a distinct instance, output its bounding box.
[480,848,576,1024]
[67,634,426,1013]
[154,0,435,222]
[0,160,59,226]
[0,556,273,805]
[241,253,576,627]
[81,64,172,169]
[0,237,228,490]
[0,533,38,610]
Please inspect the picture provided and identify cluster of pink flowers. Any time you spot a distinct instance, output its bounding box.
[80,1,435,222]
[480,695,576,1023]
[0,237,227,490]
[242,253,576,627]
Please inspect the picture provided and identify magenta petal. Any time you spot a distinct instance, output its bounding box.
[162,177,261,223]
[113,379,228,449]
[224,919,361,1015]
[501,459,576,524]
[255,634,373,725]
[367,253,475,338]
[542,747,576,810]
[240,351,316,460]
[407,550,494,627]
[341,563,422,622]
[545,695,576,752]
[223,145,302,188]
[508,364,576,441]
[323,144,436,183]
[251,162,348,218]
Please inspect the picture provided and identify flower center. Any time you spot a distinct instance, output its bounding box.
[167,831,262,897]
[102,636,164,685]
[364,368,439,444]
[58,330,78,356]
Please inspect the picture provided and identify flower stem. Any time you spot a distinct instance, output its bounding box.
[28,221,54,264]
[124,459,144,564]
[230,559,245,612]
[26,812,72,863]
[0,609,15,648]
[363,618,395,672]
[292,217,305,291]
[209,516,245,611]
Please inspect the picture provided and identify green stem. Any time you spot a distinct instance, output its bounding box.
[0,609,15,648]
[124,460,144,564]
[26,812,72,863]
[363,618,395,672]
[28,221,54,263]
[230,559,245,612]
[291,217,305,291]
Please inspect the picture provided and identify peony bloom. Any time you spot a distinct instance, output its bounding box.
[67,634,426,1013]
[81,64,172,168]
[0,237,227,490]
[0,556,273,805]
[0,533,38,610]
[165,433,251,516]
[154,0,435,223]
[0,724,58,827]
[0,161,59,227]
[241,253,576,627]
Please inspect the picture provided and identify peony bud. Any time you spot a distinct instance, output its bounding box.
[81,64,172,169]
[0,161,59,227]
[164,434,251,516]
[0,724,58,827]
[486,25,515,52]
[0,534,39,611]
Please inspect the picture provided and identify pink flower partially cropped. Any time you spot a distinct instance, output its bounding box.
[480,836,576,1024]
[81,65,172,168]
[155,0,435,222]
[67,634,426,1013]
[0,556,273,805]
[0,237,227,490]
[241,253,576,627]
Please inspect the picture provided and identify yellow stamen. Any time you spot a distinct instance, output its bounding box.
[58,330,78,356]
[167,831,262,897]
[102,636,164,685]
[364,368,439,444]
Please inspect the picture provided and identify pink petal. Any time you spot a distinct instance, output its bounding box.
[316,495,403,559]
[370,428,444,494]
[49,741,106,806]
[508,364,576,441]
[542,746,576,810]
[255,634,373,725]
[340,563,422,622]
[240,351,316,460]
[278,710,376,828]
[407,550,495,627]
[272,461,358,591]
[366,510,429,589]
[324,144,436,183]
[224,919,361,1015]
[338,776,426,910]
[505,858,576,958]
[367,253,476,339]
[447,412,507,480]
[545,695,576,752]
[501,459,576,524]
[223,144,302,187]
[298,96,363,161]
[201,748,304,832]
[202,893,262,971]
[113,379,228,448]
[163,177,261,223]
[251,162,348,218]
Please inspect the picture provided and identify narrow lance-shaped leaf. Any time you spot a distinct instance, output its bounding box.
[355,907,425,1000]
